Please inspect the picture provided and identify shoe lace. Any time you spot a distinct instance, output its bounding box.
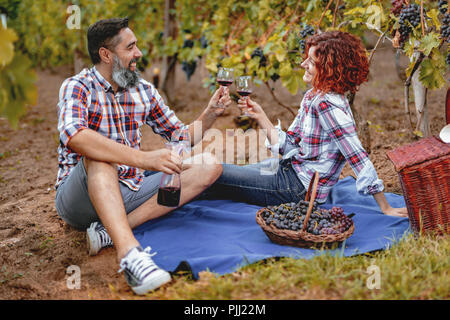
[117,247,157,277]
[97,227,113,247]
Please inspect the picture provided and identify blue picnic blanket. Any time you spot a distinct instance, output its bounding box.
[133,176,411,279]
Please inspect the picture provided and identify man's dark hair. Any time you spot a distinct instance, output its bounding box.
[87,17,129,65]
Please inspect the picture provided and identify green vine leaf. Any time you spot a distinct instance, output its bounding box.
[419,49,446,90]
[418,33,441,57]
[0,53,37,128]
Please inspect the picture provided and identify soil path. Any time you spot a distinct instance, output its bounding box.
[0,46,447,299]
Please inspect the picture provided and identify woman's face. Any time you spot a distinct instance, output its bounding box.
[300,46,318,84]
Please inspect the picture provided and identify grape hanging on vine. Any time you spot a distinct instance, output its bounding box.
[391,0,405,16]
[439,0,448,15]
[298,24,315,53]
[251,47,267,67]
[442,13,450,43]
[181,61,197,81]
[397,3,423,45]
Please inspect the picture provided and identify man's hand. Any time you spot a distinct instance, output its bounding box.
[206,86,232,117]
[139,149,183,175]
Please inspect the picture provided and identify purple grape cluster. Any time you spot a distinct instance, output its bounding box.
[391,0,405,17]
[398,4,422,42]
[260,201,354,236]
[439,0,448,15]
[251,47,267,67]
[442,13,450,43]
[298,24,315,53]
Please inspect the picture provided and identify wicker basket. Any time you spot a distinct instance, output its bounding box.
[256,171,354,249]
[386,136,450,234]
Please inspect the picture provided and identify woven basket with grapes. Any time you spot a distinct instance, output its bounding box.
[256,171,355,249]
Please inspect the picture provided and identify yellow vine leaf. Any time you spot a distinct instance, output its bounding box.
[0,27,18,67]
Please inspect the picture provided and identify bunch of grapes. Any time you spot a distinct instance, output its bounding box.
[270,73,280,82]
[181,61,196,81]
[260,201,354,236]
[298,24,315,53]
[439,0,448,14]
[391,0,405,16]
[442,13,450,42]
[446,53,450,66]
[200,35,208,49]
[251,47,267,67]
[398,4,422,42]
[182,39,194,49]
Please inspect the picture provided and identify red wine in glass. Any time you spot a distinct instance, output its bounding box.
[237,89,252,97]
[236,76,252,116]
[216,67,234,88]
[157,186,181,207]
[217,80,233,87]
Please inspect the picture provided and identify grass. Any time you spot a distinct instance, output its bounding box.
[147,233,449,300]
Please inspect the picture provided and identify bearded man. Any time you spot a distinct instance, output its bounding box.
[55,17,231,295]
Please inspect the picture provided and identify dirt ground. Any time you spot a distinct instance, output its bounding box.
[0,44,448,299]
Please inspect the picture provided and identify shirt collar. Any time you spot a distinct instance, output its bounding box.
[91,66,114,93]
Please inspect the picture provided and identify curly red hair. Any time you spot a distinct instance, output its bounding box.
[305,31,369,94]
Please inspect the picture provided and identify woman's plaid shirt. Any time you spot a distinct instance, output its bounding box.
[56,67,188,191]
[267,89,384,203]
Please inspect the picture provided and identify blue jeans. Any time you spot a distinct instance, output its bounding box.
[200,158,306,207]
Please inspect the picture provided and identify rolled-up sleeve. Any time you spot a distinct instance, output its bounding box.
[145,84,189,142]
[316,100,384,195]
[57,79,89,147]
[265,119,299,157]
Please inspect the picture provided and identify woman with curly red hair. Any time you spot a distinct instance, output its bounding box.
[204,31,407,217]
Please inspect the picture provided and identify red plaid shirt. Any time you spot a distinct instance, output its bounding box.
[56,67,188,190]
[267,89,384,203]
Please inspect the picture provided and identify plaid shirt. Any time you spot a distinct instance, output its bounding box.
[56,67,188,191]
[267,89,384,203]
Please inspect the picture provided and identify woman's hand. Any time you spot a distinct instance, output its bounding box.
[207,86,232,117]
[382,206,408,217]
[373,192,408,217]
[237,97,266,121]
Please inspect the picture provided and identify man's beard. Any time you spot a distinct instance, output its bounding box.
[111,55,141,90]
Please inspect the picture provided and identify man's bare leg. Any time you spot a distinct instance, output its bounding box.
[126,152,222,229]
[84,158,140,260]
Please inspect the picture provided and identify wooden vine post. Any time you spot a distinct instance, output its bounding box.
[161,0,177,106]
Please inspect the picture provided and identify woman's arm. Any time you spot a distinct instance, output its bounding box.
[315,98,408,217]
[373,192,408,217]
[237,98,300,156]
[237,98,275,141]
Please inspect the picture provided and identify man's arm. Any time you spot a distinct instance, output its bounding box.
[68,129,182,174]
[57,78,182,175]
[144,82,230,147]
[188,86,232,146]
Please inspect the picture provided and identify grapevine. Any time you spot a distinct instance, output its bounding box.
[0,0,447,132]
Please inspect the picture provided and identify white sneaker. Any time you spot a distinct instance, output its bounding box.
[86,222,113,256]
[118,246,171,295]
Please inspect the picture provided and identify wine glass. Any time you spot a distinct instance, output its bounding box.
[215,67,234,108]
[216,67,234,88]
[236,76,252,117]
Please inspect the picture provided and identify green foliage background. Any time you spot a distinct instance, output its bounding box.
[0,0,448,127]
